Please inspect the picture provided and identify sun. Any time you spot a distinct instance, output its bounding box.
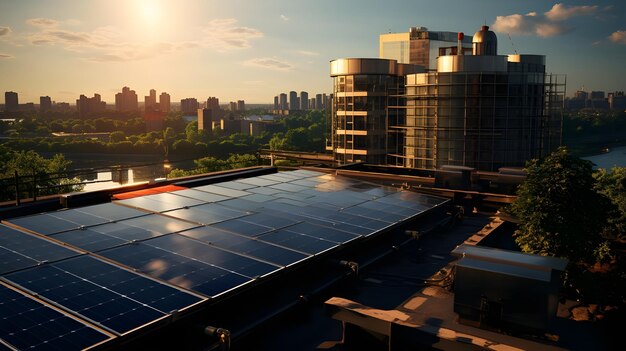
[136,0,163,25]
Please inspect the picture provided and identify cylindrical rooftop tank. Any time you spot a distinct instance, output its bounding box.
[472,25,497,56]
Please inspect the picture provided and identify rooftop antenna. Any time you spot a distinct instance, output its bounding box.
[507,33,518,54]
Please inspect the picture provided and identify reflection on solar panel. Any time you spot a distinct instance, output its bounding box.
[2,169,448,349]
[3,254,203,334]
[0,283,111,350]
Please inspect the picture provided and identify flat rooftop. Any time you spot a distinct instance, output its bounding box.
[0,168,449,350]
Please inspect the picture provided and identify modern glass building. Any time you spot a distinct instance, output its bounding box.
[330,26,565,171]
[380,26,473,70]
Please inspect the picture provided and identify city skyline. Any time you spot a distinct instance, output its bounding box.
[1,0,625,104]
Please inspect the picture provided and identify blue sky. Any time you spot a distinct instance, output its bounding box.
[0,0,624,104]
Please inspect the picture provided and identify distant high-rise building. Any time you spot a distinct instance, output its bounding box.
[309,98,316,110]
[40,96,52,111]
[289,91,299,110]
[590,91,605,100]
[379,26,472,69]
[237,100,245,112]
[115,86,139,112]
[76,93,106,119]
[4,91,18,112]
[609,91,626,110]
[144,89,157,112]
[229,101,237,111]
[198,109,217,131]
[159,92,171,113]
[315,94,323,110]
[279,93,288,110]
[575,90,589,100]
[273,96,279,110]
[180,98,199,115]
[323,94,328,109]
[300,92,309,110]
[206,97,220,110]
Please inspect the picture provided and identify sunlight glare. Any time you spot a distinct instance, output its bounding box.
[136,0,162,25]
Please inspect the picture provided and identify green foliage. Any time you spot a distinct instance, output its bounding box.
[511,147,612,264]
[168,154,258,178]
[0,150,84,200]
[109,131,126,143]
[562,109,626,156]
[595,167,626,241]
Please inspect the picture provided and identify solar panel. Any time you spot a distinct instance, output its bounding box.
[257,229,338,255]
[4,255,203,334]
[192,184,251,198]
[50,228,128,252]
[178,227,309,266]
[210,218,273,237]
[171,188,229,203]
[0,284,111,351]
[163,203,248,225]
[98,244,252,297]
[282,222,361,243]
[116,192,205,212]
[0,168,450,349]
[74,202,150,221]
[142,234,281,277]
[7,213,79,235]
[217,181,257,191]
[0,225,79,274]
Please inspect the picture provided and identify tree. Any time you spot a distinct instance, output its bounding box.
[162,127,176,158]
[0,150,83,200]
[109,131,126,143]
[595,167,626,241]
[510,147,611,264]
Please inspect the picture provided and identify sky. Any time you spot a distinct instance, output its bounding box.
[0,0,624,104]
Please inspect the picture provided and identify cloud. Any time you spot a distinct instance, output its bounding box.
[492,13,569,37]
[0,26,11,36]
[19,17,262,62]
[296,50,319,56]
[202,18,263,52]
[492,3,598,38]
[608,30,626,44]
[244,57,292,71]
[280,14,290,21]
[26,18,60,27]
[0,53,13,59]
[545,3,598,21]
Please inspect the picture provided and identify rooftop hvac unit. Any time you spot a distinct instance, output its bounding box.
[451,244,568,333]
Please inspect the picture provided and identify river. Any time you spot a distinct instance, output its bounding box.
[53,153,196,191]
[582,146,626,169]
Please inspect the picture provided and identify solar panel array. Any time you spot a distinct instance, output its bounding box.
[1,169,448,350]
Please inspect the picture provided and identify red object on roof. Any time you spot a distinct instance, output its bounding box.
[113,185,187,200]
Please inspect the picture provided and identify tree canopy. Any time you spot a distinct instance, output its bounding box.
[510,147,612,264]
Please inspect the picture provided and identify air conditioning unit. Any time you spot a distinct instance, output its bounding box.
[451,244,568,333]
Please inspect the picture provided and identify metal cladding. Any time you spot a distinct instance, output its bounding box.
[330,58,424,77]
[472,25,498,56]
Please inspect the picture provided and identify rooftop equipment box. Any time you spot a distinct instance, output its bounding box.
[451,244,567,333]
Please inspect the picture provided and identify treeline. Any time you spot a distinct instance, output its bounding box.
[563,109,626,156]
[1,110,328,158]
